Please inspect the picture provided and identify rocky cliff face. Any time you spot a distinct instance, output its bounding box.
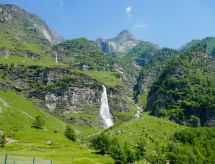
[50,30,66,44]
[0,64,133,127]
[0,4,65,44]
[96,30,140,58]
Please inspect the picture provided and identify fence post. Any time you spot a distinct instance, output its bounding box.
[13,160,15,164]
[50,160,52,164]
[33,157,35,164]
[4,153,8,164]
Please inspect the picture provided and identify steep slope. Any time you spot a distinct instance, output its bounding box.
[135,48,178,106]
[0,92,113,164]
[147,45,215,126]
[96,30,140,58]
[179,37,215,57]
[0,4,65,44]
[118,41,159,76]
[0,4,64,61]
[178,39,201,54]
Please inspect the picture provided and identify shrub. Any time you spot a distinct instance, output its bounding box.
[188,116,199,127]
[32,115,45,129]
[0,135,5,147]
[64,125,76,141]
[109,138,126,162]
[136,137,147,159]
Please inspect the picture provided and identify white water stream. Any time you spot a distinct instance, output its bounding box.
[55,53,58,63]
[100,85,113,128]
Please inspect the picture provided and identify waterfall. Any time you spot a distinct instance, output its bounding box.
[55,54,58,63]
[100,85,113,128]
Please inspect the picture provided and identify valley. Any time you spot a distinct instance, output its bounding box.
[0,3,215,164]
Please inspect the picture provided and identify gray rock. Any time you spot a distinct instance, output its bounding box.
[96,30,140,57]
[46,141,53,145]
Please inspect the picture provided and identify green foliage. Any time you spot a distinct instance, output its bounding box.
[46,77,80,90]
[163,128,215,164]
[0,91,113,163]
[82,71,123,88]
[53,38,116,71]
[32,115,45,129]
[135,48,178,100]
[91,133,111,154]
[91,133,147,163]
[188,116,199,127]
[117,41,159,75]
[64,125,76,141]
[179,36,215,55]
[136,92,148,109]
[109,138,126,163]
[116,112,134,122]
[147,45,215,126]
[0,135,5,147]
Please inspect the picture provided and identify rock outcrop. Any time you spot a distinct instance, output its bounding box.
[0,64,133,127]
[96,30,140,58]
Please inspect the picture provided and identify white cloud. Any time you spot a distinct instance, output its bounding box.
[59,0,64,8]
[134,23,149,29]
[126,6,132,17]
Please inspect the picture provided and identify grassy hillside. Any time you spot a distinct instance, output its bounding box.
[179,37,215,56]
[0,92,113,163]
[90,112,184,163]
[81,71,123,88]
[53,38,116,71]
[91,112,215,163]
[117,41,159,76]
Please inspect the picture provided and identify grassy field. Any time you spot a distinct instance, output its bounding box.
[0,92,113,164]
[81,71,122,88]
[0,57,67,67]
[102,112,185,158]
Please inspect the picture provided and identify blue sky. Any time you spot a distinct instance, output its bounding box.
[1,0,215,49]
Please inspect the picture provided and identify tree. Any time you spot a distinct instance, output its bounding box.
[109,138,126,163]
[136,137,147,160]
[0,135,5,147]
[178,110,185,124]
[124,142,137,163]
[64,125,76,141]
[91,133,111,154]
[32,115,45,129]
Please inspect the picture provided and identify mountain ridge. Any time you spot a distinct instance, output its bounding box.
[96,30,140,58]
[0,4,65,44]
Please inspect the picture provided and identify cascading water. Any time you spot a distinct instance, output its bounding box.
[100,85,113,128]
[55,53,58,63]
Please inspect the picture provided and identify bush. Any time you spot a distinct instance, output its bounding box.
[91,133,148,163]
[91,133,111,154]
[124,142,137,163]
[0,135,5,147]
[32,115,45,129]
[64,125,76,141]
[136,137,147,159]
[109,138,126,162]
[188,116,199,127]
